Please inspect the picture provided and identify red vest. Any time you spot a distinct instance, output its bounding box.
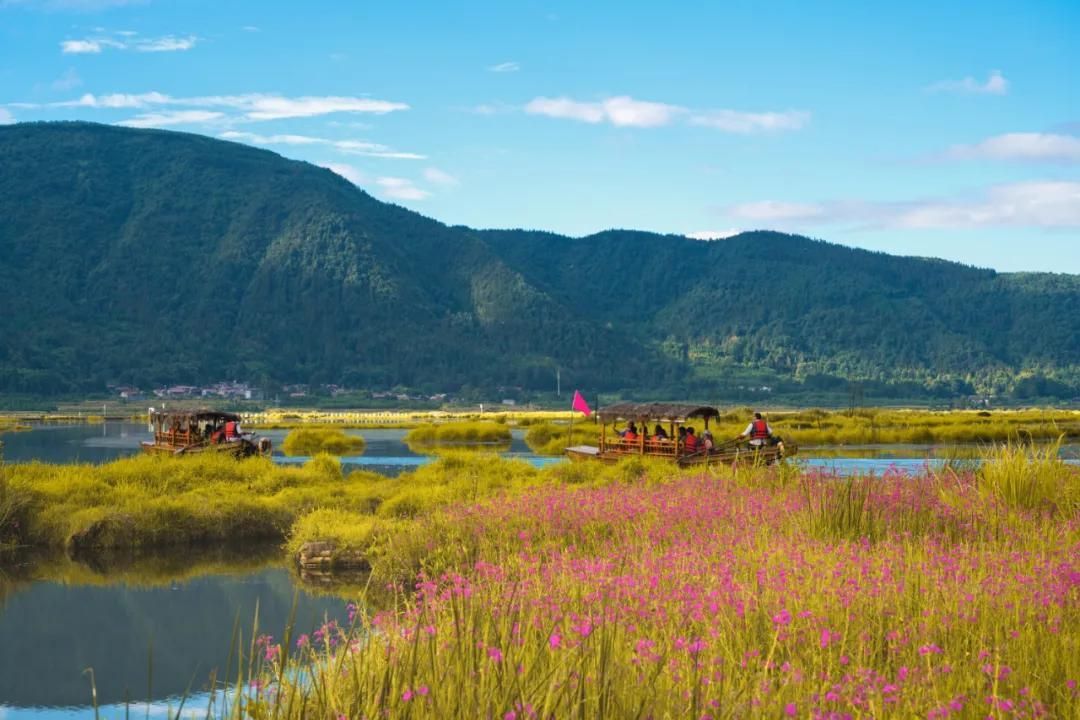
[623,431,638,442]
[224,421,238,439]
[751,419,770,440]
[684,434,698,451]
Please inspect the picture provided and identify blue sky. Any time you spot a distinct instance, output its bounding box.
[1,0,1077,273]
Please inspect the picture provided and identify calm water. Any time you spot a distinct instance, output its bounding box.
[3,421,1074,474]
[0,548,346,719]
[1,423,1075,715]
[0,422,557,475]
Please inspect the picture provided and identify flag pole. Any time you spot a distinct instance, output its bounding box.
[568,406,574,448]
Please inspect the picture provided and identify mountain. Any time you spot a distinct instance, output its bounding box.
[0,122,1077,401]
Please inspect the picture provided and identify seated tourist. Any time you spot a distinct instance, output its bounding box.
[683,427,699,452]
[621,421,638,442]
[653,424,669,440]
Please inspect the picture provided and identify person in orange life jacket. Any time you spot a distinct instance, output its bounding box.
[736,412,772,447]
[224,419,242,442]
[620,422,639,442]
[683,427,699,452]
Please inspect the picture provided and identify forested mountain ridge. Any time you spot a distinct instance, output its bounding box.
[1,122,1077,399]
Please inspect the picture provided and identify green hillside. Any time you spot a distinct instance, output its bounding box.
[0,122,1077,400]
[0,122,653,395]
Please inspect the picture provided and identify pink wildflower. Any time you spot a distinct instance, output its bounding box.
[488,646,504,663]
[402,689,413,702]
[784,702,797,716]
[549,633,562,649]
[772,609,791,626]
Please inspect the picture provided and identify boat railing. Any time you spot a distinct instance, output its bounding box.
[154,429,197,446]
[605,438,680,457]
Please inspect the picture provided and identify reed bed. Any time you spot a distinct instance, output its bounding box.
[765,408,1080,446]
[281,428,366,456]
[404,421,512,445]
[1,452,544,552]
[523,422,600,455]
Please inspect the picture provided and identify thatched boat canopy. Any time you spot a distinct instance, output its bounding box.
[150,408,241,422]
[596,403,721,424]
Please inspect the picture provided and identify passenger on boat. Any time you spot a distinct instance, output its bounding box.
[224,419,242,442]
[621,421,639,442]
[653,424,669,440]
[736,412,773,447]
[683,427,699,452]
[702,430,715,452]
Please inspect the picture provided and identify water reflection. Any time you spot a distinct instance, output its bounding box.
[0,546,346,711]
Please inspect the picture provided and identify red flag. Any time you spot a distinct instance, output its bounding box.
[572,390,592,416]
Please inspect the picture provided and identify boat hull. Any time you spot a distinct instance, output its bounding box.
[140,437,271,458]
[564,443,796,467]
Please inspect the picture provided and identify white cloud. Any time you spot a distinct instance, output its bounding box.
[525,95,684,128]
[946,132,1080,163]
[238,95,408,120]
[525,94,808,133]
[46,91,410,122]
[118,110,224,128]
[51,67,82,91]
[525,96,605,123]
[0,108,14,124]
[241,25,260,32]
[894,181,1080,229]
[61,39,101,53]
[927,70,1009,95]
[60,91,172,108]
[423,167,458,186]
[135,35,196,52]
[724,181,1080,231]
[376,177,429,201]
[60,32,196,54]
[469,102,514,116]
[728,201,825,221]
[320,162,367,186]
[488,61,520,73]
[689,109,810,133]
[686,229,741,240]
[219,130,425,159]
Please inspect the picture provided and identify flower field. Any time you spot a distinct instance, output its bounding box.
[236,452,1079,719]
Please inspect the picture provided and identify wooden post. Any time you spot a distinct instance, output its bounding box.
[639,421,645,455]
[601,422,606,453]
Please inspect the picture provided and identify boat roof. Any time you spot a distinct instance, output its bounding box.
[596,403,721,423]
[150,408,241,422]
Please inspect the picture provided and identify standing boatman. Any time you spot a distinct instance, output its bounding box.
[735,412,772,447]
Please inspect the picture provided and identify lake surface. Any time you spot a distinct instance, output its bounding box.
[3,421,1074,475]
[2,423,1076,715]
[0,547,348,719]
[0,422,558,475]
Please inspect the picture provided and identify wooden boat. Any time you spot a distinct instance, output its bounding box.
[141,409,272,458]
[565,402,795,467]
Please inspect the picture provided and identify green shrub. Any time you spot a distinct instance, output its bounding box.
[281,428,366,456]
[404,421,512,445]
